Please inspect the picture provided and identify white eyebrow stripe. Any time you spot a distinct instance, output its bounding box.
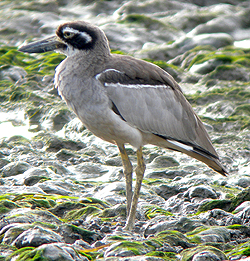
[63,27,92,43]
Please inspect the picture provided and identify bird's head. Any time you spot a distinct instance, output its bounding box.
[19,21,110,57]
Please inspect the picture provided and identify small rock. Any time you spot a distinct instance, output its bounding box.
[193,250,222,261]
[150,156,179,168]
[1,162,30,177]
[23,167,53,186]
[13,225,63,248]
[33,243,88,261]
[184,185,218,199]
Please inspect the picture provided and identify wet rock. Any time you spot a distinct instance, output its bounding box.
[57,224,102,244]
[13,225,63,248]
[0,158,10,169]
[104,241,153,258]
[234,201,250,213]
[152,184,186,200]
[44,108,74,131]
[192,250,222,261]
[38,180,75,196]
[199,209,242,226]
[26,242,88,261]
[190,10,241,36]
[196,227,231,243]
[184,185,218,199]
[23,167,57,186]
[0,66,27,82]
[235,206,250,225]
[146,169,187,179]
[105,156,123,166]
[55,148,80,161]
[49,201,86,219]
[149,155,179,168]
[69,162,108,179]
[100,204,127,218]
[181,245,227,261]
[178,33,234,52]
[1,223,34,245]
[154,230,195,249]
[206,64,250,82]
[46,136,86,152]
[234,177,250,188]
[5,209,62,226]
[145,216,205,236]
[1,161,30,177]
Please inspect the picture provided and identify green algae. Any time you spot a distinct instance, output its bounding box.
[80,197,109,208]
[181,245,227,261]
[187,47,250,71]
[64,206,101,221]
[145,206,173,219]
[68,224,100,244]
[198,187,250,213]
[100,204,127,218]
[197,199,232,213]
[0,199,20,214]
[227,240,250,259]
[155,230,192,248]
[186,226,208,236]
[146,251,178,260]
[108,240,154,256]
[5,247,36,261]
[119,14,170,30]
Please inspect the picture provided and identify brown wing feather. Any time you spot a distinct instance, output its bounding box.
[97,54,227,175]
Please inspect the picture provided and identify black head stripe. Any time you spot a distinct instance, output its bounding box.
[56,22,97,50]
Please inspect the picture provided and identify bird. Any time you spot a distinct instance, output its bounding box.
[19,21,227,231]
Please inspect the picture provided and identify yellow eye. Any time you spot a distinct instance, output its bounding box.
[63,31,74,39]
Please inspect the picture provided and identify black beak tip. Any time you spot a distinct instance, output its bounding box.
[18,45,29,53]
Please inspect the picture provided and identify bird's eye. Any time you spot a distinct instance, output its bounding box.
[63,31,74,39]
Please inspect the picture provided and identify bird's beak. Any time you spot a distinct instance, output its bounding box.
[18,36,66,53]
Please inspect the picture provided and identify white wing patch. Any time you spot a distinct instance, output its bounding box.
[167,139,193,151]
[95,69,124,80]
[104,82,170,89]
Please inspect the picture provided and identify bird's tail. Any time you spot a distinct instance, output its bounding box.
[163,138,228,176]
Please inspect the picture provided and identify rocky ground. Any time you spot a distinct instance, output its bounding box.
[0,0,250,260]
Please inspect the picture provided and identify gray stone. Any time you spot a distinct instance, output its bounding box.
[184,185,218,199]
[234,201,250,213]
[149,155,179,168]
[153,184,186,200]
[178,33,234,52]
[38,181,73,196]
[193,251,222,261]
[69,162,108,178]
[145,216,205,235]
[198,227,231,242]
[1,161,30,177]
[235,177,250,188]
[1,223,32,245]
[1,66,27,82]
[13,225,63,248]
[34,243,88,261]
[23,167,54,186]
[0,158,10,169]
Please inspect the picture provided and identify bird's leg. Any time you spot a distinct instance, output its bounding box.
[117,144,133,216]
[124,147,146,231]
